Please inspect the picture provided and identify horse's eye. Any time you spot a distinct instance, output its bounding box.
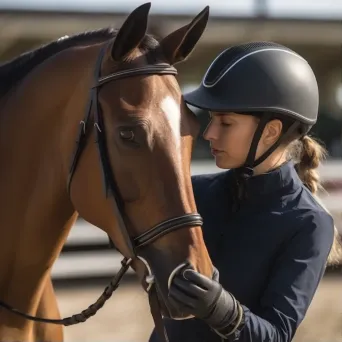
[120,130,134,141]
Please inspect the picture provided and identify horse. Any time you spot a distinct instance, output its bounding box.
[0,3,213,341]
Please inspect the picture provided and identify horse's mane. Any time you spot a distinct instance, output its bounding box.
[0,27,160,98]
[0,28,117,97]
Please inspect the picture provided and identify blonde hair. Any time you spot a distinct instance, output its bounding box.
[287,135,342,267]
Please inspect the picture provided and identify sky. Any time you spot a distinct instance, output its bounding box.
[1,0,342,20]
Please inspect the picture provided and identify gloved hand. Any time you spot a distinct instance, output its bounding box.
[168,267,239,332]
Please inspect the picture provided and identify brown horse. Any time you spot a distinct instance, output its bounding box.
[0,3,213,341]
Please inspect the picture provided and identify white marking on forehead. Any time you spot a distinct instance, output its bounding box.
[160,96,181,149]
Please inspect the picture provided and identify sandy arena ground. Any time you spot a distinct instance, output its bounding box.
[55,273,341,342]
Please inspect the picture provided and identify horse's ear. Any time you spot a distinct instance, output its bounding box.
[159,6,209,65]
[111,2,151,61]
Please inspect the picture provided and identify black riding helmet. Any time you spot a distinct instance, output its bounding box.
[184,41,319,199]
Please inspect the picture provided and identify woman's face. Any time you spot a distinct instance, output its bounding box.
[203,112,261,169]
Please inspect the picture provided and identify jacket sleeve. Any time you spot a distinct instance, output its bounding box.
[230,211,334,342]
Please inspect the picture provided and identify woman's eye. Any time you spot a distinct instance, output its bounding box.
[119,130,135,141]
[221,122,231,127]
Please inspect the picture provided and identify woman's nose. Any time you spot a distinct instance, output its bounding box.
[203,121,217,141]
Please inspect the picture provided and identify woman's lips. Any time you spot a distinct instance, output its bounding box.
[211,148,223,156]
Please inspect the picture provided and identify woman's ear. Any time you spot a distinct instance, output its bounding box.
[263,119,283,146]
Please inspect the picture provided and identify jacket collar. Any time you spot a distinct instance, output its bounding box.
[229,160,302,203]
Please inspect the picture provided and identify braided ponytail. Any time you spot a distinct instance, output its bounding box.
[294,135,326,193]
[288,135,342,267]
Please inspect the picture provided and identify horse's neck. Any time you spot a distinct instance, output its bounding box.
[0,45,97,317]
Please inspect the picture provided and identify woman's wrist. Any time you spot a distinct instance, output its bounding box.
[213,301,245,340]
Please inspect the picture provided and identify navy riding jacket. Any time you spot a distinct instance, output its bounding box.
[149,161,334,342]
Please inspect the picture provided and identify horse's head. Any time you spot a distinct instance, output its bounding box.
[69,3,213,319]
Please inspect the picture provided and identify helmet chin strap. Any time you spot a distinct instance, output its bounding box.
[234,113,301,206]
[253,120,301,168]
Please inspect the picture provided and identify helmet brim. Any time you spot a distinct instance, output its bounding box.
[183,87,228,112]
[183,86,316,127]
[183,87,274,114]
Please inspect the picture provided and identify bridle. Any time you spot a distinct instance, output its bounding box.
[0,41,203,341]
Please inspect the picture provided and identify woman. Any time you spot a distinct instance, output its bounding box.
[149,42,342,341]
